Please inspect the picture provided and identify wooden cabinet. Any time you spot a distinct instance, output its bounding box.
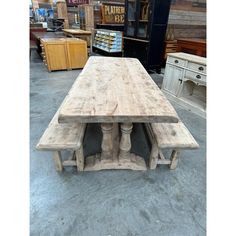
[66,39,88,69]
[162,52,206,118]
[45,40,68,70]
[162,64,183,96]
[163,40,177,60]
[78,4,94,31]
[177,38,206,57]
[123,0,171,71]
[41,38,88,71]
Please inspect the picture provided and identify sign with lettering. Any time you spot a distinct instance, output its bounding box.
[66,0,89,7]
[102,3,125,24]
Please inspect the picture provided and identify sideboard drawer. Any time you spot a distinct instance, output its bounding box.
[187,62,206,74]
[185,70,206,82]
[167,56,186,67]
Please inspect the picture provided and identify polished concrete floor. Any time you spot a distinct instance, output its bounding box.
[30,51,206,236]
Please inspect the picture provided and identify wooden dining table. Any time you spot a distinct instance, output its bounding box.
[58,56,179,171]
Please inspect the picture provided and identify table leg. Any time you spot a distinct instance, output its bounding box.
[119,123,133,159]
[84,123,146,171]
[101,123,113,159]
[118,123,146,170]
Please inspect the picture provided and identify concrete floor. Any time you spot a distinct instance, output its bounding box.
[30,51,206,236]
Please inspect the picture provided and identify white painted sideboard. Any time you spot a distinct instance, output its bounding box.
[162,52,206,118]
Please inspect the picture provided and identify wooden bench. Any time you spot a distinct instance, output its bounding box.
[36,108,86,172]
[145,121,199,170]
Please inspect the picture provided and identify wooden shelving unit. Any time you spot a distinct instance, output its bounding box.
[124,0,172,72]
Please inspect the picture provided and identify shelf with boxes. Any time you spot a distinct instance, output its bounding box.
[93,29,123,53]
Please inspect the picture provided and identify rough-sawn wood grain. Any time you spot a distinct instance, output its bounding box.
[58,56,179,123]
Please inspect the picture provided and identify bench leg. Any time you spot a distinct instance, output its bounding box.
[75,146,84,172]
[149,143,159,169]
[169,149,180,170]
[53,151,63,172]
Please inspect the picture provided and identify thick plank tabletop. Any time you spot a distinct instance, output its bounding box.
[58,56,179,123]
[63,29,92,36]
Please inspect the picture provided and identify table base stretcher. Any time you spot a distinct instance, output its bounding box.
[84,123,147,171]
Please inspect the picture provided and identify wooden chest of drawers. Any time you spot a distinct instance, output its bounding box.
[177,38,206,57]
[41,38,88,72]
[162,52,206,118]
[164,40,177,60]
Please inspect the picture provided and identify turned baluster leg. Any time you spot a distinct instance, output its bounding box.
[119,123,133,159]
[169,149,180,170]
[101,123,113,159]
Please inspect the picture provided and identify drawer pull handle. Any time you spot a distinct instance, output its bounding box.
[196,75,201,79]
[178,79,182,84]
[199,66,204,71]
[174,60,179,64]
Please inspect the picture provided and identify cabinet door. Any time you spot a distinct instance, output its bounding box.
[136,0,149,39]
[46,43,68,71]
[125,0,150,39]
[162,64,183,96]
[125,0,137,37]
[66,41,88,69]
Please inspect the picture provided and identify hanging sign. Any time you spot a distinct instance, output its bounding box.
[66,0,89,7]
[102,3,125,24]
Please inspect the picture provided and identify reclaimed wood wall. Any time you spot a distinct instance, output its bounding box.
[168,0,206,39]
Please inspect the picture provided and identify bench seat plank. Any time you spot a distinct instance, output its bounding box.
[151,122,199,149]
[36,111,86,151]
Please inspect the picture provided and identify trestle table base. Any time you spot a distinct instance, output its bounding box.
[83,123,147,171]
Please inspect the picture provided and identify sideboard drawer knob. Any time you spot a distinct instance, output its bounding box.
[199,66,204,71]
[174,60,179,64]
[196,74,201,79]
